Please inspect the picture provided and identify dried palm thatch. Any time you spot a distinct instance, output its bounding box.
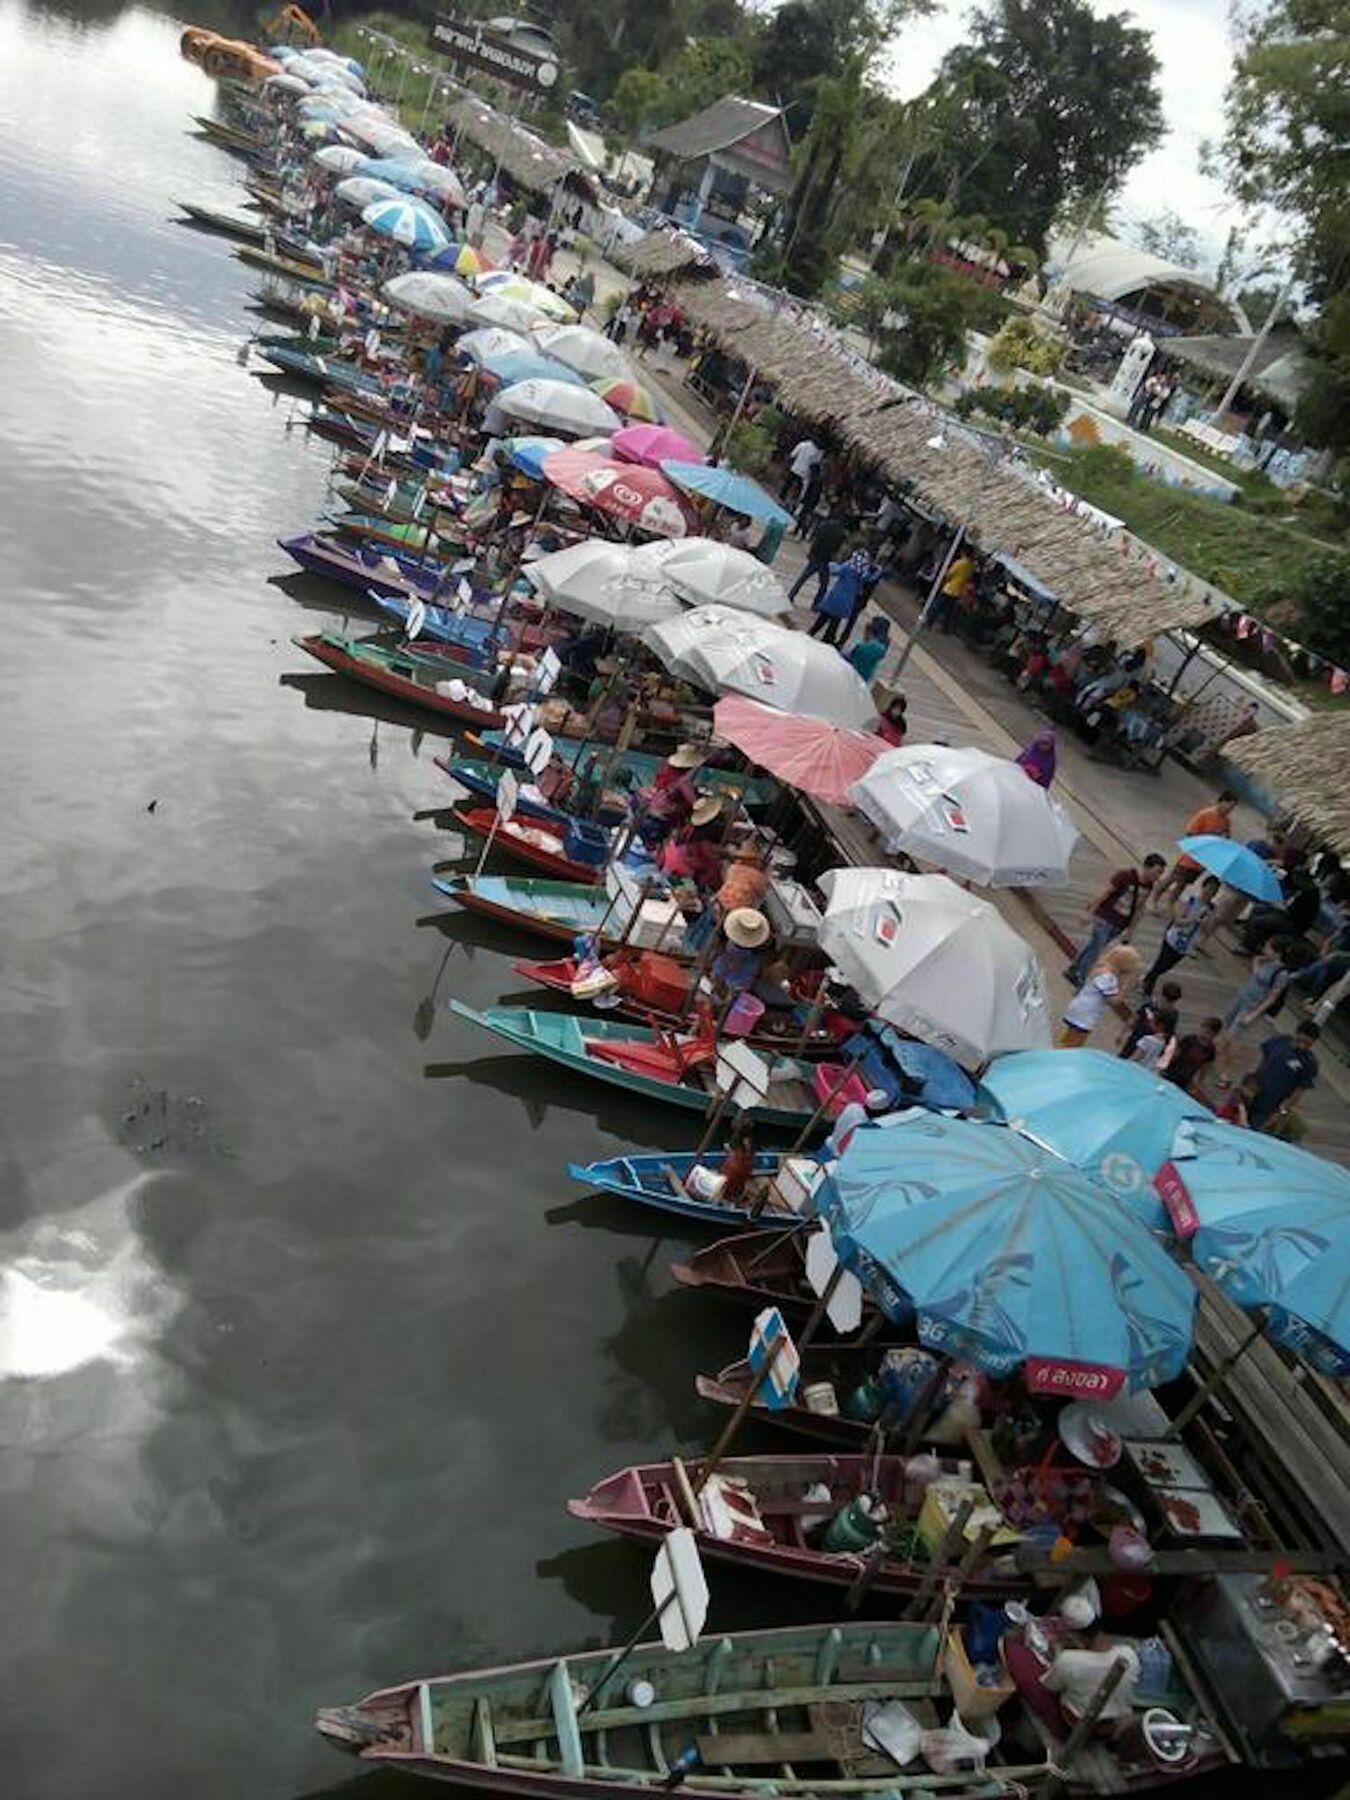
[619,229,716,279]
[448,97,578,193]
[1228,715,1350,855]
[667,275,1213,643]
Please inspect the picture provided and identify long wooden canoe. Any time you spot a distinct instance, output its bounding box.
[696,1347,928,1450]
[569,1452,1024,1600]
[176,200,269,244]
[526,958,841,1050]
[449,1005,826,1130]
[431,874,631,947]
[671,1229,876,1325]
[566,1150,823,1230]
[450,807,610,884]
[293,633,506,729]
[476,731,778,809]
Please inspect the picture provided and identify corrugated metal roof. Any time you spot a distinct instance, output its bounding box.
[646,96,787,164]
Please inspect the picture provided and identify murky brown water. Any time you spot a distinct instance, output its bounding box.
[0,7,755,1794]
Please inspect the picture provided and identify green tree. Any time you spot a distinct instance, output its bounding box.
[1218,1,1350,461]
[1134,209,1204,269]
[609,36,753,135]
[870,264,989,387]
[776,69,861,296]
[750,0,933,118]
[912,0,1164,252]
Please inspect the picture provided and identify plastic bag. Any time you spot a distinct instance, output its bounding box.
[920,1717,990,1775]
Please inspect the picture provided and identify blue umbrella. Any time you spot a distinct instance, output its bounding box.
[358,157,425,193]
[1160,1115,1350,1376]
[360,197,450,255]
[982,1049,1207,1230]
[817,1113,1196,1396]
[1176,834,1283,902]
[660,460,792,526]
[503,435,565,480]
[482,351,586,390]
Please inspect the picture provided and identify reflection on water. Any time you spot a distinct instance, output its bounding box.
[0,1179,180,1382]
[0,5,732,1794]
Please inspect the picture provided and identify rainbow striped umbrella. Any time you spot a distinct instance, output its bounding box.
[590,376,663,423]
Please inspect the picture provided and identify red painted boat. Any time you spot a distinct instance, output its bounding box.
[294,633,507,729]
[568,1451,1024,1600]
[451,807,609,884]
[512,951,842,1052]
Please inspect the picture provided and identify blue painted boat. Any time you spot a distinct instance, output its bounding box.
[475,731,777,809]
[435,757,626,827]
[278,533,444,601]
[566,1150,823,1229]
[431,874,622,946]
[256,342,386,394]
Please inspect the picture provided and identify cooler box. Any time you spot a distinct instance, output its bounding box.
[624,954,689,1013]
[764,878,823,949]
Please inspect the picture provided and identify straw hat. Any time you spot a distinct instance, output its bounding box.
[724,907,770,949]
[667,742,705,770]
[690,795,723,828]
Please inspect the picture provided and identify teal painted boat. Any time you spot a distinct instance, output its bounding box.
[431,875,623,946]
[475,731,778,809]
[449,1004,824,1129]
[566,1150,821,1228]
[313,1619,1043,1794]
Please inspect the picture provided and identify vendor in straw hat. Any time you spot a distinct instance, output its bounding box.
[638,741,707,842]
[658,794,724,889]
[716,838,770,916]
[711,907,772,1000]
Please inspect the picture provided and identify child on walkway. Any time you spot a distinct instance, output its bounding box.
[1059,944,1141,1048]
[1164,1015,1222,1102]
[1118,979,1182,1059]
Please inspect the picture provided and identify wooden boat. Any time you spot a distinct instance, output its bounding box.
[671,1229,877,1325]
[477,731,778,810]
[191,113,264,155]
[448,1005,826,1130]
[294,633,506,729]
[450,807,610,884]
[437,759,624,827]
[569,1452,1025,1601]
[176,200,269,244]
[431,875,622,945]
[333,476,459,524]
[235,243,333,285]
[314,1619,1030,1794]
[256,343,382,393]
[277,532,444,601]
[524,956,841,1049]
[697,1347,929,1450]
[567,1149,822,1230]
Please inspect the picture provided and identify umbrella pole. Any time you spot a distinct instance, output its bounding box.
[472,810,503,877]
[1165,1319,1264,1440]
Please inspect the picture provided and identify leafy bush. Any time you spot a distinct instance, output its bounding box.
[1285,555,1350,666]
[725,417,777,478]
[954,384,1071,437]
[985,314,1067,376]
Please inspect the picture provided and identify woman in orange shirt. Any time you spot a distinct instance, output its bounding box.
[1149,790,1237,911]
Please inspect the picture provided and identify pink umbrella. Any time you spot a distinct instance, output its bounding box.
[541,448,699,537]
[713,695,888,806]
[611,423,707,470]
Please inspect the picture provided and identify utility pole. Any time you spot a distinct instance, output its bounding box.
[1211,271,1296,425]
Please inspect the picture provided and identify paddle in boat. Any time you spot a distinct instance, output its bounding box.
[449,808,610,884]
[294,633,506,729]
[448,1005,830,1130]
[568,1452,1027,1601]
[566,1149,824,1231]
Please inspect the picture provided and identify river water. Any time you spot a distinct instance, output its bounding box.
[0,6,760,1795]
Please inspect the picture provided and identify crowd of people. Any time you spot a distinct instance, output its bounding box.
[1054,790,1348,1135]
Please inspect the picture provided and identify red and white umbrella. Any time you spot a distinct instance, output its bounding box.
[712,696,887,806]
[541,449,698,539]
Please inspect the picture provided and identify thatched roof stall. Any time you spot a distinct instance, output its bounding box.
[618,229,717,281]
[667,273,1213,644]
[1228,716,1350,856]
[449,96,580,193]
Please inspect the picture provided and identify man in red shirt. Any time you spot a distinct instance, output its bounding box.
[1066,854,1166,986]
[1149,790,1238,911]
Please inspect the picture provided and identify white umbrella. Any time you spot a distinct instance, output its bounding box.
[493,379,623,439]
[335,176,403,212]
[382,271,473,324]
[313,144,369,175]
[457,326,533,362]
[535,324,632,381]
[644,606,876,728]
[524,540,682,628]
[408,160,466,207]
[367,125,421,160]
[466,291,550,333]
[817,867,1052,1069]
[630,537,790,616]
[850,744,1080,888]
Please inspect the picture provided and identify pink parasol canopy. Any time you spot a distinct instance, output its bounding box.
[611,423,707,470]
[541,448,698,538]
[713,694,888,805]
